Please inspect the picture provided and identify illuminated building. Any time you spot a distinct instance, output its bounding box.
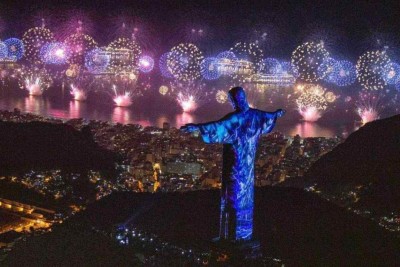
[214,58,237,76]
[163,122,170,130]
[163,162,202,176]
[0,58,20,69]
[87,48,139,75]
[244,73,296,90]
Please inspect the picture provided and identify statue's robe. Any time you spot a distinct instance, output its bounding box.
[198,108,278,241]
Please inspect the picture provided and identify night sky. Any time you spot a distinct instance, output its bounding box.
[1,0,400,60]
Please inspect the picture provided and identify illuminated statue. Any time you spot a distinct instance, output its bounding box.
[181,87,285,242]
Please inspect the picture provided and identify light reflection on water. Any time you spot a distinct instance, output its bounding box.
[69,100,86,119]
[289,122,335,138]
[0,96,359,137]
[175,112,195,126]
[112,107,131,125]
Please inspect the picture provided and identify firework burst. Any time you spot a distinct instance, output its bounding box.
[3,38,24,61]
[215,89,228,104]
[159,52,174,78]
[168,80,212,112]
[356,91,382,124]
[57,11,95,40]
[382,62,400,85]
[17,67,53,96]
[333,60,357,87]
[229,42,263,81]
[356,50,390,90]
[112,86,133,107]
[303,84,326,96]
[84,48,110,74]
[109,72,142,107]
[324,91,338,103]
[64,32,98,65]
[230,42,263,70]
[138,55,154,73]
[68,74,96,101]
[22,27,55,64]
[260,57,282,74]
[318,57,337,83]
[40,42,71,65]
[296,87,328,122]
[107,37,142,70]
[291,41,330,82]
[167,43,203,81]
[280,61,299,77]
[200,57,221,80]
[0,42,7,59]
[159,85,169,95]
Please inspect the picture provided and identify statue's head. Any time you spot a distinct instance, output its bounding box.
[228,87,250,112]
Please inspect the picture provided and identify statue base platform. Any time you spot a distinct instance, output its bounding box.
[210,238,262,263]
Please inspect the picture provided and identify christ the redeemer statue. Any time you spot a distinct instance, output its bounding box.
[181,87,285,242]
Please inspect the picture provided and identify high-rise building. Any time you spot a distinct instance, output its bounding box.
[163,162,202,175]
[163,122,170,130]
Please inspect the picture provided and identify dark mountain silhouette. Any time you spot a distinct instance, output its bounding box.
[0,121,117,174]
[8,188,398,266]
[303,115,400,213]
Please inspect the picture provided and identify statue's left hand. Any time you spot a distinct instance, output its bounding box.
[276,109,286,118]
[180,123,199,133]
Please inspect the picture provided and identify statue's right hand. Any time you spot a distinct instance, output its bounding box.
[180,123,199,133]
[275,109,286,118]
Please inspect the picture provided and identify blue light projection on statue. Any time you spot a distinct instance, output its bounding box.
[181,87,285,241]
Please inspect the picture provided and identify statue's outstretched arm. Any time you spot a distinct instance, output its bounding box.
[180,123,199,133]
[180,112,236,133]
[264,109,286,119]
[261,109,285,134]
[180,113,238,144]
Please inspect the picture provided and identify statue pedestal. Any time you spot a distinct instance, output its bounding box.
[211,238,262,263]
